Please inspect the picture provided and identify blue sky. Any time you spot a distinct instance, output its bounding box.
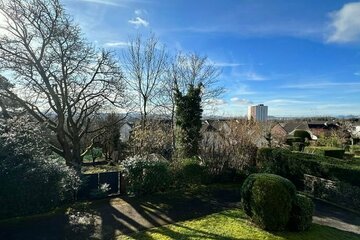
[62,0,360,117]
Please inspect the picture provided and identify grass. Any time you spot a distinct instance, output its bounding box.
[122,209,360,240]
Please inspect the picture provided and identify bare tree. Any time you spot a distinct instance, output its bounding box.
[0,0,126,171]
[0,75,14,119]
[122,34,167,127]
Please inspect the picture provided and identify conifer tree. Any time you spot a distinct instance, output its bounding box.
[174,83,203,158]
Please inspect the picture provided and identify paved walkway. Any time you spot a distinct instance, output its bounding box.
[313,199,360,235]
[0,186,359,239]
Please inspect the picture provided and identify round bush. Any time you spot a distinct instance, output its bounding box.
[241,173,296,231]
[288,194,314,231]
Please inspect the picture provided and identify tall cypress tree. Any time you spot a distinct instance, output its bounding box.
[174,83,203,158]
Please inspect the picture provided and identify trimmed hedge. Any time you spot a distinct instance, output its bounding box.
[294,130,311,141]
[304,146,345,159]
[350,145,360,156]
[241,173,296,231]
[288,194,314,231]
[256,148,360,187]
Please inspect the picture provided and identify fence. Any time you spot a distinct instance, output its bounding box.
[77,171,126,199]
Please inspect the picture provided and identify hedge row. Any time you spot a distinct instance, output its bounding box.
[256,148,360,187]
[304,174,360,212]
[350,145,360,156]
[304,146,345,159]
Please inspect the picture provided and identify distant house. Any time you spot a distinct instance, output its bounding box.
[271,122,316,141]
[307,120,340,137]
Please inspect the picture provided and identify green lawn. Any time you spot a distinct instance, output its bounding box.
[123,208,360,240]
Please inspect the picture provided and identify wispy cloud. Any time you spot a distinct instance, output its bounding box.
[208,60,244,68]
[79,0,123,7]
[265,99,312,106]
[208,98,227,106]
[281,82,360,89]
[327,2,360,43]
[230,97,253,105]
[104,41,130,48]
[128,17,149,28]
[135,9,148,15]
[230,70,267,81]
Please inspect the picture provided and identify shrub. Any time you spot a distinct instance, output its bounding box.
[200,120,260,177]
[304,174,360,212]
[344,152,355,160]
[350,145,360,156]
[294,130,311,141]
[304,146,345,159]
[286,137,302,145]
[256,148,360,187]
[123,155,172,195]
[288,194,314,231]
[90,183,111,199]
[241,173,296,231]
[0,117,80,219]
[172,158,208,186]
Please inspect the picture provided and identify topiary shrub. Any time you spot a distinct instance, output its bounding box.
[241,173,296,231]
[123,155,172,195]
[294,130,311,141]
[288,194,314,231]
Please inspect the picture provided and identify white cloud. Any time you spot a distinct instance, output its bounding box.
[281,82,360,89]
[79,0,122,7]
[265,99,312,106]
[230,97,253,105]
[236,71,267,81]
[328,2,360,43]
[135,9,147,15]
[128,17,149,28]
[208,60,244,67]
[207,98,227,106]
[104,41,130,48]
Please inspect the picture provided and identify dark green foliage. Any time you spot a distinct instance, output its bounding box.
[0,117,80,219]
[241,173,296,231]
[349,145,360,156]
[172,158,208,186]
[174,84,203,158]
[288,194,314,231]
[294,130,311,141]
[304,174,360,212]
[286,137,304,151]
[344,152,355,160]
[123,156,172,195]
[286,137,302,145]
[256,148,360,187]
[304,146,345,159]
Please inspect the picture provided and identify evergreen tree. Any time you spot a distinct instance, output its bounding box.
[174,83,203,158]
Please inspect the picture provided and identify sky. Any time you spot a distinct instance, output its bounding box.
[62,0,360,117]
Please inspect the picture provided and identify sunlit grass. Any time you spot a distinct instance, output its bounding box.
[122,209,360,240]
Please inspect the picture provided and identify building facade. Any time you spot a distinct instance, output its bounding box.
[247,104,268,122]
